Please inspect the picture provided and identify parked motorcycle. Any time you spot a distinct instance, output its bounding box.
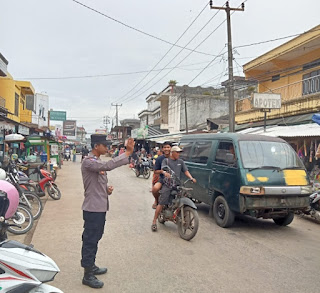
[133,157,151,179]
[0,191,63,292]
[5,163,43,220]
[19,162,61,200]
[297,191,320,221]
[157,165,199,241]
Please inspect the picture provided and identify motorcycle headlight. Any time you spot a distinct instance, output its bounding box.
[240,186,265,195]
[301,186,312,194]
[29,270,58,282]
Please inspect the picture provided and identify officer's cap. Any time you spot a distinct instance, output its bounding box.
[91,134,109,146]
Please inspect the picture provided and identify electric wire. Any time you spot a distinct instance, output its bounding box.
[70,0,215,57]
[114,1,212,103]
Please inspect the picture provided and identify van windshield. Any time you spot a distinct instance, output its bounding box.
[239,141,304,170]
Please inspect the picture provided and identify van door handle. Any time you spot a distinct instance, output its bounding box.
[212,168,216,173]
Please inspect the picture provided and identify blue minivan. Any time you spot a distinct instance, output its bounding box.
[179,133,312,228]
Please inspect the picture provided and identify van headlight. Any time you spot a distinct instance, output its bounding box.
[301,186,312,194]
[240,186,265,195]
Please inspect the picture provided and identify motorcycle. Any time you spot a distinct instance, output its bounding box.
[133,157,151,179]
[19,163,61,201]
[0,191,63,292]
[6,162,43,220]
[157,165,199,241]
[17,159,57,182]
[297,191,320,221]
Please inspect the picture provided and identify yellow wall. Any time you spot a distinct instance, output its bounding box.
[0,75,34,123]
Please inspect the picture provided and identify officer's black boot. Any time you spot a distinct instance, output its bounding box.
[82,266,104,288]
[92,264,108,275]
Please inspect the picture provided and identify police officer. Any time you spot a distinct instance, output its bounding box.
[81,134,134,288]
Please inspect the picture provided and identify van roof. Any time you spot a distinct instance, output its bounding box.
[180,133,286,143]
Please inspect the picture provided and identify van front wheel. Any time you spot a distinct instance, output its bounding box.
[273,212,294,226]
[213,196,235,228]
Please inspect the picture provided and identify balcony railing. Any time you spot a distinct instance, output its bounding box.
[262,74,320,101]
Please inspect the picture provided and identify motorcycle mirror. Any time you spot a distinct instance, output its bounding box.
[161,165,171,172]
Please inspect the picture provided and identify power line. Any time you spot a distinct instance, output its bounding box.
[114,1,211,103]
[16,60,220,80]
[234,27,320,49]
[118,8,223,104]
[121,12,229,105]
[70,0,215,57]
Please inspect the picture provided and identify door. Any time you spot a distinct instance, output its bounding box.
[185,140,214,204]
[210,140,240,212]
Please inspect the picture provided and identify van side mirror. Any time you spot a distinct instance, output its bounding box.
[225,153,235,164]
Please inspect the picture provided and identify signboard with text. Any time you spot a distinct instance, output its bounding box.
[50,111,67,121]
[63,120,76,139]
[253,93,281,109]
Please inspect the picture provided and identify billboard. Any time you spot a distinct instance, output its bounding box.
[63,120,76,139]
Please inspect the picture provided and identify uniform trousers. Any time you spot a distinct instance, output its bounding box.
[81,211,106,268]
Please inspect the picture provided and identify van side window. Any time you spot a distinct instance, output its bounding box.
[179,142,193,162]
[191,141,212,164]
[215,141,236,164]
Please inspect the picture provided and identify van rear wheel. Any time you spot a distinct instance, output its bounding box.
[213,196,235,228]
[273,212,294,226]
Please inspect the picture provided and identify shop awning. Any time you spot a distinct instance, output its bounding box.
[148,134,183,144]
[238,123,320,137]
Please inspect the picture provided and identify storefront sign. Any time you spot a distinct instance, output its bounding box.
[18,125,30,135]
[253,93,281,109]
[50,111,67,121]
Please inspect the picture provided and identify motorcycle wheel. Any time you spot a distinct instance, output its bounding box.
[177,206,199,241]
[143,168,151,179]
[158,213,166,224]
[20,192,43,220]
[46,183,62,200]
[7,205,34,235]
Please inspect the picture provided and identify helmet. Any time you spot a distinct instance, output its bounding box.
[0,168,6,180]
[0,180,19,219]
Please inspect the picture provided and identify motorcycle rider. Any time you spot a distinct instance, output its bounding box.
[81,135,134,288]
[151,146,196,231]
[151,142,171,209]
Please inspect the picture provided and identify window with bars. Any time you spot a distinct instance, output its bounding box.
[302,69,320,95]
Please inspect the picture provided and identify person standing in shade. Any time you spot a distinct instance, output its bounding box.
[81,134,135,288]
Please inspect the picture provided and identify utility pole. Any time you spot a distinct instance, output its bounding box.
[183,87,188,134]
[111,103,122,139]
[210,1,244,132]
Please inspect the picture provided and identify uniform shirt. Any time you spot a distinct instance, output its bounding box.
[81,152,129,212]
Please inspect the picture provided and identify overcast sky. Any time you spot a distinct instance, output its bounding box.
[1,0,319,134]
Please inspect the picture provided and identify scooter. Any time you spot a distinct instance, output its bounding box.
[0,191,63,292]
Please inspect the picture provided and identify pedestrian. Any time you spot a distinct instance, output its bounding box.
[81,145,89,163]
[72,147,77,162]
[80,134,134,288]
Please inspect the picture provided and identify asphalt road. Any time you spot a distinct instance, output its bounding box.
[11,156,320,293]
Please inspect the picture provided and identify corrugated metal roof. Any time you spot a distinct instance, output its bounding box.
[238,123,320,137]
